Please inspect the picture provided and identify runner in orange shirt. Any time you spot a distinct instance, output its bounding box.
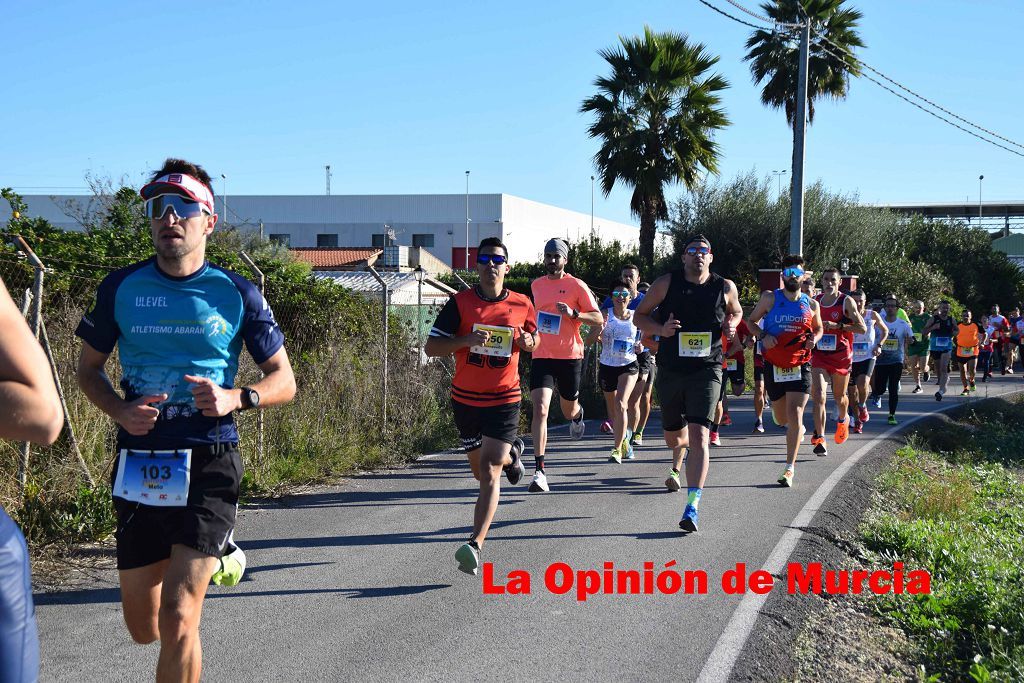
[954,310,987,395]
[528,238,602,492]
[425,237,539,575]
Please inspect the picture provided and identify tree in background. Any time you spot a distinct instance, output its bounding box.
[581,26,730,270]
[668,171,1024,311]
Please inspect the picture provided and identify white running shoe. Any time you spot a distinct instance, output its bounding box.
[528,470,549,492]
[569,408,586,440]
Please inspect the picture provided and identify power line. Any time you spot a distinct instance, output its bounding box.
[812,31,1024,153]
[813,40,1024,159]
[697,0,1024,159]
[695,0,772,31]
[723,0,803,29]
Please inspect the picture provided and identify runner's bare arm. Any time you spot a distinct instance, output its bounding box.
[0,278,62,444]
[76,341,165,436]
[185,346,295,417]
[424,329,489,357]
[844,297,867,334]
[633,274,670,336]
[721,279,743,340]
[873,313,889,353]
[809,300,824,348]
[744,290,775,340]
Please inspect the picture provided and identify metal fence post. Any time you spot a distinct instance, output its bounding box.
[239,252,266,475]
[367,267,389,433]
[15,236,44,493]
[417,268,424,367]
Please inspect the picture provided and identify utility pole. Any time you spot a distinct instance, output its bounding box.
[326,165,332,196]
[789,20,810,256]
[465,170,470,270]
[979,174,984,225]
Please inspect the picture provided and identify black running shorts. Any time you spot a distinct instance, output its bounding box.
[764,362,811,402]
[851,358,875,380]
[530,358,583,400]
[451,400,520,452]
[112,443,242,570]
[656,365,722,430]
[599,361,639,393]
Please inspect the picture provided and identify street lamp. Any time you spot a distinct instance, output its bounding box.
[771,170,788,197]
[590,175,595,233]
[465,171,470,270]
[220,174,227,225]
[979,174,984,226]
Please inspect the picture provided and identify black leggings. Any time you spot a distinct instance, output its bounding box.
[871,363,903,415]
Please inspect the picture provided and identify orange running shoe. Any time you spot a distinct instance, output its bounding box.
[810,434,824,446]
[834,419,850,444]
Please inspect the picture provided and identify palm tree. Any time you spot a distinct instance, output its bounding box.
[581,26,730,269]
[744,0,864,127]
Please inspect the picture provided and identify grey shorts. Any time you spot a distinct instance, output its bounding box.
[656,365,722,431]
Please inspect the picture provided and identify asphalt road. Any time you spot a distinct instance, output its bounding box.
[35,374,1022,682]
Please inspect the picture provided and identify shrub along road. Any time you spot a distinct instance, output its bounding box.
[34,377,1023,681]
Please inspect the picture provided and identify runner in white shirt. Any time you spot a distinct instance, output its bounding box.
[846,290,888,434]
[869,295,914,425]
[598,279,642,463]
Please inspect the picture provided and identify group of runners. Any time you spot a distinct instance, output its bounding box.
[426,234,1023,579]
[2,156,1020,681]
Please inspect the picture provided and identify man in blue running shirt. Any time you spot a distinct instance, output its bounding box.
[75,158,296,682]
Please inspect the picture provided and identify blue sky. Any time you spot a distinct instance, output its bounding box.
[2,1,1020,228]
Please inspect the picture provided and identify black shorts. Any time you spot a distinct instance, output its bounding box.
[851,358,875,380]
[952,354,977,369]
[726,363,745,389]
[929,350,951,365]
[637,351,654,379]
[451,399,520,452]
[656,365,722,430]
[763,362,811,402]
[112,443,242,570]
[530,358,583,400]
[753,364,764,382]
[599,362,639,393]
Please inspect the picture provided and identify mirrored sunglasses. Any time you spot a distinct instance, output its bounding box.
[476,254,508,265]
[685,246,711,256]
[781,267,805,278]
[145,194,211,220]
[612,290,631,299]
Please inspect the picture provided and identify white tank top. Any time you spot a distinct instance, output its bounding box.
[600,310,639,367]
[852,310,878,362]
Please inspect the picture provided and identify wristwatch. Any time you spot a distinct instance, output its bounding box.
[239,387,260,411]
[571,308,579,319]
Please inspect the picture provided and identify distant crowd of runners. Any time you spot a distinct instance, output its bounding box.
[2,156,1021,681]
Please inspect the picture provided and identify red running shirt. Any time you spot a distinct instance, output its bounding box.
[429,287,538,407]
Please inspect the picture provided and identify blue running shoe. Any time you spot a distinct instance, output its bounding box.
[624,430,635,460]
[678,504,699,533]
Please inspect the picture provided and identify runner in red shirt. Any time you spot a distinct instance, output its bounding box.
[426,237,539,576]
[809,268,866,455]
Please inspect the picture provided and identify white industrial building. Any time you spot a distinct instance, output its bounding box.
[3,193,640,268]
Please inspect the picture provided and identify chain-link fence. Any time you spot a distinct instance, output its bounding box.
[0,238,460,527]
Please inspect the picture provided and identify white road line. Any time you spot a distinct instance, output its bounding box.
[696,384,1022,683]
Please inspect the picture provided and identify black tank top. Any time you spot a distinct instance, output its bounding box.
[655,270,725,371]
[932,315,955,337]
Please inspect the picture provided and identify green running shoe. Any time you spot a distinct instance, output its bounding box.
[887,415,898,425]
[211,545,247,587]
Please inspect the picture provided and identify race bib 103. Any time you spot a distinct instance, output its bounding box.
[113,449,191,507]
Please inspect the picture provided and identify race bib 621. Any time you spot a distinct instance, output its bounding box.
[678,331,713,357]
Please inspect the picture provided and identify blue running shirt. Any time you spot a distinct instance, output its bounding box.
[75,258,285,448]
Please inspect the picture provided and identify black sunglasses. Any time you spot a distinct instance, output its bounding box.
[476,254,508,265]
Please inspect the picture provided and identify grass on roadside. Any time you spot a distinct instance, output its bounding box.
[860,396,1024,682]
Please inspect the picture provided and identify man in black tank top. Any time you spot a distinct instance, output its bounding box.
[635,235,743,533]
[923,300,956,400]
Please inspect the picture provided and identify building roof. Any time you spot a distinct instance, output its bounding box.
[313,270,452,294]
[992,233,1024,256]
[291,247,381,269]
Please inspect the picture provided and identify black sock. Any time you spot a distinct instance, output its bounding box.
[672,467,679,474]
[535,455,545,471]
[572,411,584,422]
[711,424,719,433]
[468,539,480,549]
